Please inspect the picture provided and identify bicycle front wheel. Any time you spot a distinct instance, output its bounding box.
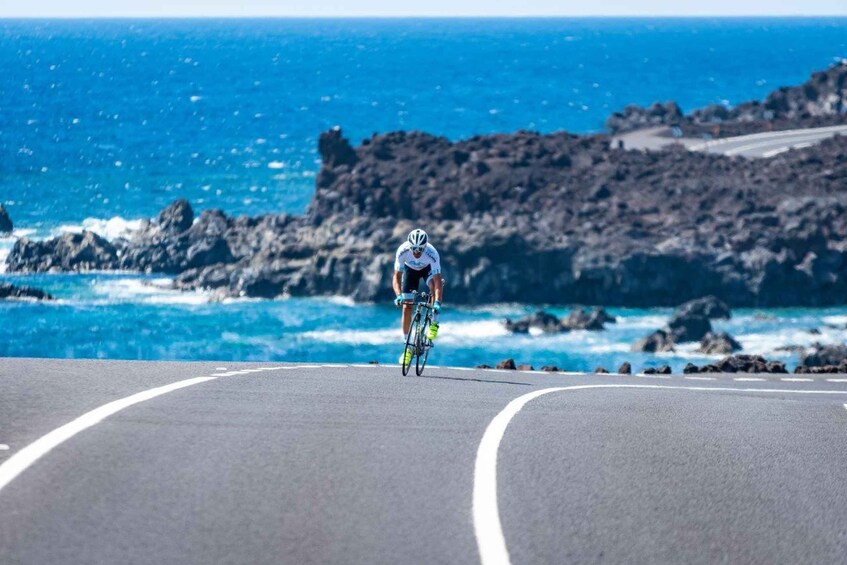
[401,314,419,376]
[415,333,430,376]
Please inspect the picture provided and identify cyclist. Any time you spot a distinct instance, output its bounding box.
[393,228,443,365]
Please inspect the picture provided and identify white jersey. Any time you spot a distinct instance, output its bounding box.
[394,242,442,274]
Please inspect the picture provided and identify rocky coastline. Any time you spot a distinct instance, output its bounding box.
[6,62,847,310]
[607,61,847,135]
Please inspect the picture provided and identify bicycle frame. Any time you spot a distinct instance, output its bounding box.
[401,291,436,376]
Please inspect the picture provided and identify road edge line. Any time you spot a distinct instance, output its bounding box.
[472,384,847,565]
[0,376,217,494]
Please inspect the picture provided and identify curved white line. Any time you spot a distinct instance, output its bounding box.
[472,384,847,565]
[0,376,217,494]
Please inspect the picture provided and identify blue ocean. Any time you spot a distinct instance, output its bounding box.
[2,18,847,369]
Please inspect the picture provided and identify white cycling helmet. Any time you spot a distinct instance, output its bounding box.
[408,228,428,250]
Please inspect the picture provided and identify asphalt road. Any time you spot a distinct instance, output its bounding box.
[1,358,846,564]
[612,124,847,158]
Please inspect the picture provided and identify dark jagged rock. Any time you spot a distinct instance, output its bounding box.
[683,363,699,374]
[698,331,742,355]
[0,282,53,300]
[476,364,492,369]
[541,365,559,372]
[766,361,788,374]
[517,364,534,371]
[667,313,712,343]
[7,232,119,272]
[657,365,672,374]
[717,354,773,373]
[0,205,12,234]
[563,307,615,331]
[318,127,358,169]
[796,364,847,374]
[504,310,566,333]
[675,296,731,320]
[642,368,657,375]
[618,362,632,375]
[800,345,847,368]
[609,61,847,134]
[496,358,517,370]
[594,367,609,374]
[699,364,720,373]
[632,329,675,352]
[606,101,685,134]
[158,199,194,233]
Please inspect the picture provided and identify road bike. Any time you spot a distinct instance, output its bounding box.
[401,291,437,376]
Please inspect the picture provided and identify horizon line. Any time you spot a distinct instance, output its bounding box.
[2,14,847,19]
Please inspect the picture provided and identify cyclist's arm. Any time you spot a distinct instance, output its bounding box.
[392,270,403,298]
[431,273,444,303]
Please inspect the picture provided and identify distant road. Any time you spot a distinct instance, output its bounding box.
[1,358,847,564]
[613,124,847,158]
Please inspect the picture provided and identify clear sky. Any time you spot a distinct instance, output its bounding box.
[2,0,845,18]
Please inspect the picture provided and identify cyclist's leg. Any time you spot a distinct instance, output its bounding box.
[426,271,441,340]
[400,268,419,336]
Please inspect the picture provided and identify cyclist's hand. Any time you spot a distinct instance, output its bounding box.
[394,295,403,307]
[433,300,442,313]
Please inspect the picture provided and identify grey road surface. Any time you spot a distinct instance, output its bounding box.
[1,358,846,564]
[612,124,847,158]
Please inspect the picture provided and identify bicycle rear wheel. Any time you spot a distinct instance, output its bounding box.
[415,335,430,376]
[416,313,434,376]
[401,313,419,376]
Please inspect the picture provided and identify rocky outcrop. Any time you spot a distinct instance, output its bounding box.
[799,345,847,368]
[7,65,847,307]
[0,205,12,234]
[505,307,615,333]
[563,307,616,330]
[606,101,685,134]
[632,329,675,353]
[635,297,737,352]
[0,282,53,300]
[496,358,517,370]
[675,296,731,320]
[505,310,566,333]
[698,332,742,355]
[608,61,847,134]
[8,232,120,272]
[618,362,632,375]
[695,355,787,374]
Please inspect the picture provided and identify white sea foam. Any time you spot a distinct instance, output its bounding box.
[736,326,847,356]
[55,216,143,240]
[267,161,285,169]
[822,315,847,327]
[614,314,671,329]
[91,277,211,305]
[301,327,399,346]
[302,319,510,346]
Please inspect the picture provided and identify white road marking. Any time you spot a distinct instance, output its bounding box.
[781,377,813,382]
[734,377,765,382]
[689,124,847,151]
[472,383,847,565]
[635,374,671,379]
[215,367,228,371]
[0,376,217,494]
[722,131,841,156]
[761,147,790,158]
[684,376,716,381]
[0,445,9,451]
[828,379,847,383]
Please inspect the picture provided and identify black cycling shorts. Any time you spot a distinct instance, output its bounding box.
[401,265,433,294]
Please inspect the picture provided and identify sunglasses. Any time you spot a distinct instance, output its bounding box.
[411,246,425,253]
